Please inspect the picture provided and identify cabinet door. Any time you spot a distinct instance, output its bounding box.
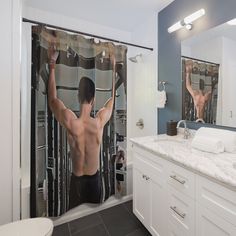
[133,168,150,224]
[167,220,189,236]
[196,204,236,236]
[133,149,167,236]
[196,175,236,227]
[149,178,166,236]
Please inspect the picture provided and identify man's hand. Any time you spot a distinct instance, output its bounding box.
[107,43,116,70]
[207,65,213,77]
[185,60,193,74]
[48,43,59,65]
[110,53,116,70]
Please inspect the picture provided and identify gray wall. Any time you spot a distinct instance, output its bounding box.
[158,0,236,133]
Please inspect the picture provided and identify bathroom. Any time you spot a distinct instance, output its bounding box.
[0,0,236,235]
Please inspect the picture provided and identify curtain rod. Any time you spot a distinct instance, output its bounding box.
[23,18,154,51]
[182,56,220,66]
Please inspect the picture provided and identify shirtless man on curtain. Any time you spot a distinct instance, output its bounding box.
[185,60,212,122]
[47,44,116,209]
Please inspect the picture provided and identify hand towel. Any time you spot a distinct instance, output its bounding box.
[157,90,167,108]
[191,135,224,154]
[195,127,236,153]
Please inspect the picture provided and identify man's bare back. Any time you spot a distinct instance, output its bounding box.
[192,90,211,119]
[67,114,103,176]
[48,44,116,177]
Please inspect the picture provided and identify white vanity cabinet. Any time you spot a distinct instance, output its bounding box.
[132,145,236,236]
[166,163,195,236]
[196,175,236,236]
[196,204,236,236]
[133,147,167,236]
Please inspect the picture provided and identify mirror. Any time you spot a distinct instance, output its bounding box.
[181,19,236,127]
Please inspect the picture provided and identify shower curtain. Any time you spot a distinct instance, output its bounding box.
[30,26,128,217]
[182,57,219,124]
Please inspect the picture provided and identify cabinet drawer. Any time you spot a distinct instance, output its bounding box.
[167,161,195,199]
[167,185,195,236]
[196,175,236,226]
[133,150,166,183]
[133,152,152,175]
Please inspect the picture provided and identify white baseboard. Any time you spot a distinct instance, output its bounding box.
[53,194,133,226]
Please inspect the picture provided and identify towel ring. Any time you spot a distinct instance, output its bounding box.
[159,81,167,91]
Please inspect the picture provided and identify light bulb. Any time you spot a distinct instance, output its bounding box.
[184,9,205,25]
[168,21,183,33]
[227,18,236,25]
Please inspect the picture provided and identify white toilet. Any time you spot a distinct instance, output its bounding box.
[0,218,53,236]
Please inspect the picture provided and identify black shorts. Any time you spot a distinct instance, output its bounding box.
[116,163,124,181]
[69,171,102,210]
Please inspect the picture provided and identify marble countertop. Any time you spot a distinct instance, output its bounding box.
[130,134,236,190]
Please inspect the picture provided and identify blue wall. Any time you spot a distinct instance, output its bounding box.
[158,0,236,133]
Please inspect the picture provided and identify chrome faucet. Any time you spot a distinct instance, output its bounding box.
[176,120,190,139]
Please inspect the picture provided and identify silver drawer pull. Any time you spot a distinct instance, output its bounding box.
[170,206,186,219]
[170,175,186,185]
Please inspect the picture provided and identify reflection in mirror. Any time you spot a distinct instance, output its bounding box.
[181,19,236,127]
[181,57,219,124]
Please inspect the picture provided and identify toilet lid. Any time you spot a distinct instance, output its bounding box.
[0,218,53,236]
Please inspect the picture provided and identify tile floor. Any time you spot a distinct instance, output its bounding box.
[52,201,151,236]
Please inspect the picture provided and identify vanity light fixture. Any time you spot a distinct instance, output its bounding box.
[185,24,193,31]
[168,9,205,33]
[227,18,236,25]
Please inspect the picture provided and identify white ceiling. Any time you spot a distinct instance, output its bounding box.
[24,0,174,31]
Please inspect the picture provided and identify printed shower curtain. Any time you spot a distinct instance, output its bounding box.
[182,57,219,124]
[30,26,127,217]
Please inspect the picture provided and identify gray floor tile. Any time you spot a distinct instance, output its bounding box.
[53,223,70,236]
[72,224,109,236]
[99,204,142,236]
[123,201,133,214]
[69,213,102,235]
[126,227,152,236]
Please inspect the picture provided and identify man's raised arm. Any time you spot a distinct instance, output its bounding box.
[185,62,195,97]
[48,44,76,130]
[96,53,116,127]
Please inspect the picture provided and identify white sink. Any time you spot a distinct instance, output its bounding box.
[154,138,185,143]
[153,138,188,146]
[152,138,191,155]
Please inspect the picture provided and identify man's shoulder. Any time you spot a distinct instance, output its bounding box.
[68,117,82,131]
[91,116,104,129]
[75,116,100,127]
